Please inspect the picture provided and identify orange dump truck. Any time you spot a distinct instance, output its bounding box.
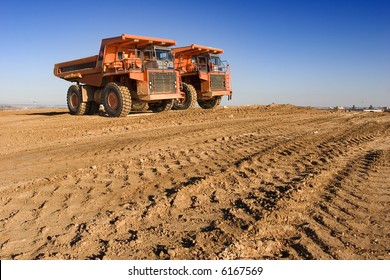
[172,44,232,110]
[54,34,182,117]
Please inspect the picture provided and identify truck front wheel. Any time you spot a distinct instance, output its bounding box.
[67,85,89,115]
[173,83,197,110]
[102,82,132,117]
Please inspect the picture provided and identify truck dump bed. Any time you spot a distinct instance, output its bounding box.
[54,34,177,87]
[54,56,98,79]
[173,44,224,56]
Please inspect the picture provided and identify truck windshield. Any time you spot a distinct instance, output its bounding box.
[210,55,222,66]
[142,47,174,69]
[156,49,173,61]
[155,48,174,69]
[210,55,227,72]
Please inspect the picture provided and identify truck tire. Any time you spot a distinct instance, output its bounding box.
[67,85,89,115]
[149,99,174,113]
[173,83,197,110]
[198,96,222,109]
[87,101,100,115]
[102,82,132,117]
[131,102,149,112]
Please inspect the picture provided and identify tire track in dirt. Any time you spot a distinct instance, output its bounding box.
[218,130,390,259]
[0,109,307,188]
[113,122,385,259]
[284,149,390,260]
[163,121,388,259]
[1,109,334,259]
[0,107,389,259]
[202,129,386,259]
[15,133,298,259]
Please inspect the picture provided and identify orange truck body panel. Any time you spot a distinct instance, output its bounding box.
[172,44,232,100]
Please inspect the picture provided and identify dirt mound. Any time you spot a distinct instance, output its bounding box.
[0,106,389,259]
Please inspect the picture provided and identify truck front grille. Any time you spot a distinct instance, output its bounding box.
[210,75,226,90]
[148,72,176,94]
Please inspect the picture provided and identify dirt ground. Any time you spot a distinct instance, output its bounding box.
[0,105,389,260]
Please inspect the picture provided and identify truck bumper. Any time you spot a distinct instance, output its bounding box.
[201,90,233,99]
[139,93,182,101]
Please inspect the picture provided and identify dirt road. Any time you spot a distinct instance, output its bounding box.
[0,105,389,259]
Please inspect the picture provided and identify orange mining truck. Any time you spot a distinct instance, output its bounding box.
[172,44,232,110]
[54,34,182,117]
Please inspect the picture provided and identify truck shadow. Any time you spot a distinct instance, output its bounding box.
[25,111,154,117]
[100,111,155,117]
[25,111,69,116]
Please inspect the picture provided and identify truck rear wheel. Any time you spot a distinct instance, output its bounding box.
[149,99,174,113]
[67,85,89,115]
[102,82,132,117]
[198,96,222,109]
[131,102,149,112]
[87,101,100,115]
[173,83,197,110]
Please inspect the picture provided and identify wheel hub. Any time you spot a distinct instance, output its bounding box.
[107,91,119,110]
[70,93,79,108]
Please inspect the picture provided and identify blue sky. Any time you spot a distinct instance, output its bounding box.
[0,0,389,107]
